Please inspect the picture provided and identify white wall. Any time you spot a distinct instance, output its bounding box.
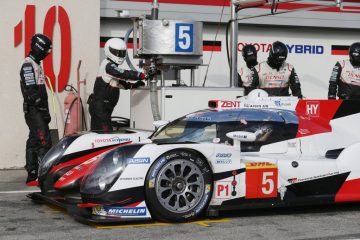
[0,0,100,169]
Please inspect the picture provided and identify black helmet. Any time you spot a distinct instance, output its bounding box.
[30,33,52,61]
[242,44,258,68]
[268,41,288,69]
[349,42,360,67]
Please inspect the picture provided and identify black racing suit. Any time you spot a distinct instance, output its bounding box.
[20,56,52,177]
[328,60,360,99]
[89,59,145,131]
[253,61,303,98]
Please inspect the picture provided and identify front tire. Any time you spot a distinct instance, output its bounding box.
[145,149,213,222]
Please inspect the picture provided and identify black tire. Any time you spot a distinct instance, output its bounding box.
[145,149,213,222]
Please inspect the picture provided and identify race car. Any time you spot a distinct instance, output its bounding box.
[31,95,360,223]
[35,129,150,201]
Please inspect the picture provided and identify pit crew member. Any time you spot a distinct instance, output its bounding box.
[238,44,259,95]
[328,42,360,99]
[89,38,147,131]
[20,33,52,184]
[253,41,303,98]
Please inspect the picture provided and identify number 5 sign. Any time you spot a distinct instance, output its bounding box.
[245,162,278,199]
[175,23,193,53]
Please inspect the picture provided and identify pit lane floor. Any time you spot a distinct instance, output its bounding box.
[1,170,360,240]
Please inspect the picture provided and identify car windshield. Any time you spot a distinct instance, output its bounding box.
[151,118,217,144]
[151,108,297,146]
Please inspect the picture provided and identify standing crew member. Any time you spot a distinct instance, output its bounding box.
[238,44,259,95]
[89,38,147,131]
[253,41,303,98]
[20,33,52,185]
[328,42,360,99]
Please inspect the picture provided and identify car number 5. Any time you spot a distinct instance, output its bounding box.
[262,172,274,195]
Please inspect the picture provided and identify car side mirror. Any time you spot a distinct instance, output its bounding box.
[226,131,257,142]
[226,131,256,147]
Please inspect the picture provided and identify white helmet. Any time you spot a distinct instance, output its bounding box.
[247,89,269,100]
[104,38,127,65]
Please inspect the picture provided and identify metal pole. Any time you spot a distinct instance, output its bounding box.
[190,69,195,87]
[151,0,159,20]
[77,60,82,132]
[230,0,238,88]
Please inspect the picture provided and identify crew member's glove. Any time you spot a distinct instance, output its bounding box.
[139,73,146,80]
[147,68,157,79]
[132,80,145,89]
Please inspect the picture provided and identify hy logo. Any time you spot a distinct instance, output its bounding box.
[306,101,320,117]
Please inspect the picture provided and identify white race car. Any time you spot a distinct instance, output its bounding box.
[33,96,360,223]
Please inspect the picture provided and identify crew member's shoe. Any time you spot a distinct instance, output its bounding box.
[26,170,38,186]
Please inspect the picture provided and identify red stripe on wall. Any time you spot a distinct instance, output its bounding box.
[113,0,230,6]
[114,0,360,13]
[260,3,360,13]
[203,45,222,52]
[332,50,349,55]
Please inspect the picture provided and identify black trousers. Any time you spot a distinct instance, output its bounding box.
[89,98,115,131]
[24,105,52,174]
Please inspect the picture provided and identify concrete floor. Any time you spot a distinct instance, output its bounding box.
[1,169,360,240]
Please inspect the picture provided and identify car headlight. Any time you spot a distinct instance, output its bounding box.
[38,136,77,180]
[80,144,143,196]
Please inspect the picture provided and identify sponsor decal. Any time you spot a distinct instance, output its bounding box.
[216,159,232,164]
[103,207,147,217]
[94,137,131,144]
[92,206,107,216]
[221,101,241,108]
[119,177,144,181]
[187,116,212,121]
[289,172,340,183]
[288,178,298,184]
[245,162,277,169]
[150,157,167,179]
[238,42,324,55]
[306,101,320,117]
[216,153,232,158]
[233,133,247,139]
[127,157,150,164]
[215,153,232,164]
[243,103,269,108]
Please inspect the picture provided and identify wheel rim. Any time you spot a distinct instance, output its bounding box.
[155,159,205,214]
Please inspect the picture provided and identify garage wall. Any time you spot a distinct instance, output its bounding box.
[0,0,100,169]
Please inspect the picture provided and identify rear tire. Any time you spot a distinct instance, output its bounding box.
[145,149,213,222]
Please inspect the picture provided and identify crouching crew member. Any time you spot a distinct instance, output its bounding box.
[89,38,146,131]
[20,34,52,184]
[328,42,360,99]
[253,41,303,98]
